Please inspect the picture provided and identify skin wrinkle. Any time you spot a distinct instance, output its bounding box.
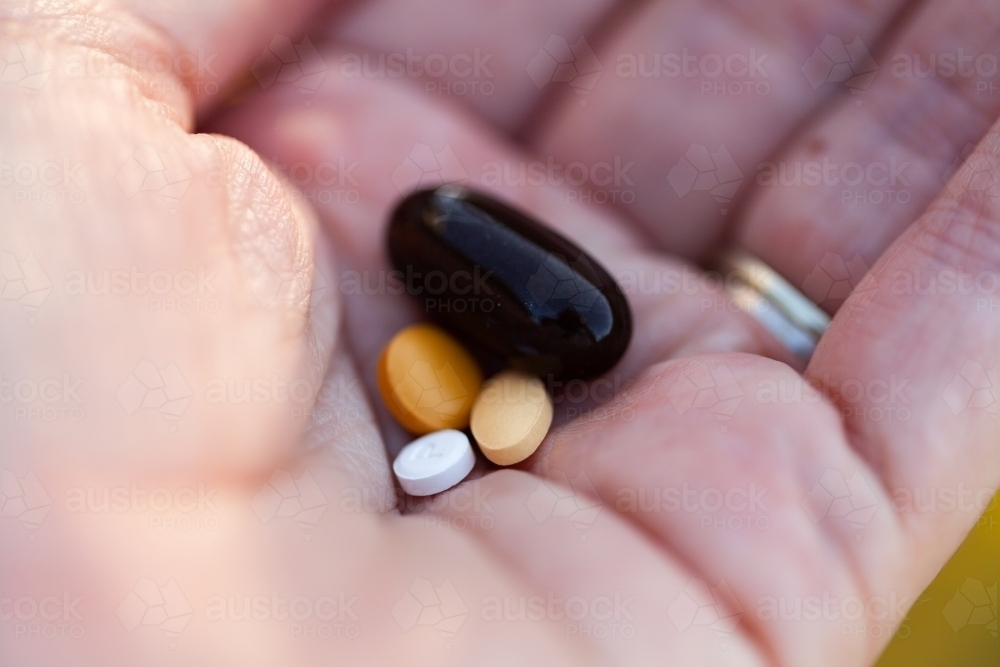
[3,0,195,126]
[902,1,1000,121]
[372,507,599,665]
[434,468,771,667]
[300,349,396,513]
[926,193,1000,269]
[737,0,1000,296]
[211,135,315,322]
[330,0,625,132]
[513,0,654,141]
[299,198,340,375]
[832,189,1000,482]
[554,440,775,662]
[868,76,991,176]
[104,8,333,474]
[544,354,898,666]
[115,0,331,114]
[528,0,933,262]
[700,0,865,63]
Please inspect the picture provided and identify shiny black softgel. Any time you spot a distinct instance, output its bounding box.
[387,186,632,380]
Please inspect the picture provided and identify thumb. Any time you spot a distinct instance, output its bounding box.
[0,0,341,478]
[113,0,331,114]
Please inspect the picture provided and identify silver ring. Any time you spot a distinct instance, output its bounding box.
[715,249,831,364]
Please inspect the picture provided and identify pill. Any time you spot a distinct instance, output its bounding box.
[470,371,553,466]
[387,185,632,380]
[393,429,476,496]
[377,323,483,434]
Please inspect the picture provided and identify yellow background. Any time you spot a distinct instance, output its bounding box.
[876,492,999,666]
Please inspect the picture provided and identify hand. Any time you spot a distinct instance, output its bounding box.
[2,1,997,665]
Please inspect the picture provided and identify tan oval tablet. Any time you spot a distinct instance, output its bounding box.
[470,371,553,466]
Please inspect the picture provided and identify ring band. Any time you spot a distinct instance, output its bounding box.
[715,248,831,363]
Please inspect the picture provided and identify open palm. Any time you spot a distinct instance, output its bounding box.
[2,0,999,665]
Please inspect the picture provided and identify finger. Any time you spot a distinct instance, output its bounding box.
[323,0,620,131]
[109,0,330,114]
[738,0,1000,311]
[806,124,1000,587]
[210,45,794,452]
[530,0,916,259]
[0,462,590,665]
[533,353,908,667]
[0,7,339,478]
[432,469,767,666]
[296,345,397,512]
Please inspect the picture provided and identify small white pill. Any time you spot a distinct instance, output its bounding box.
[393,429,475,497]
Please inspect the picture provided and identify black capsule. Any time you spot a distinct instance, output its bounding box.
[387,185,632,380]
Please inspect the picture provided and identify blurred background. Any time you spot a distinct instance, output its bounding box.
[876,491,997,666]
